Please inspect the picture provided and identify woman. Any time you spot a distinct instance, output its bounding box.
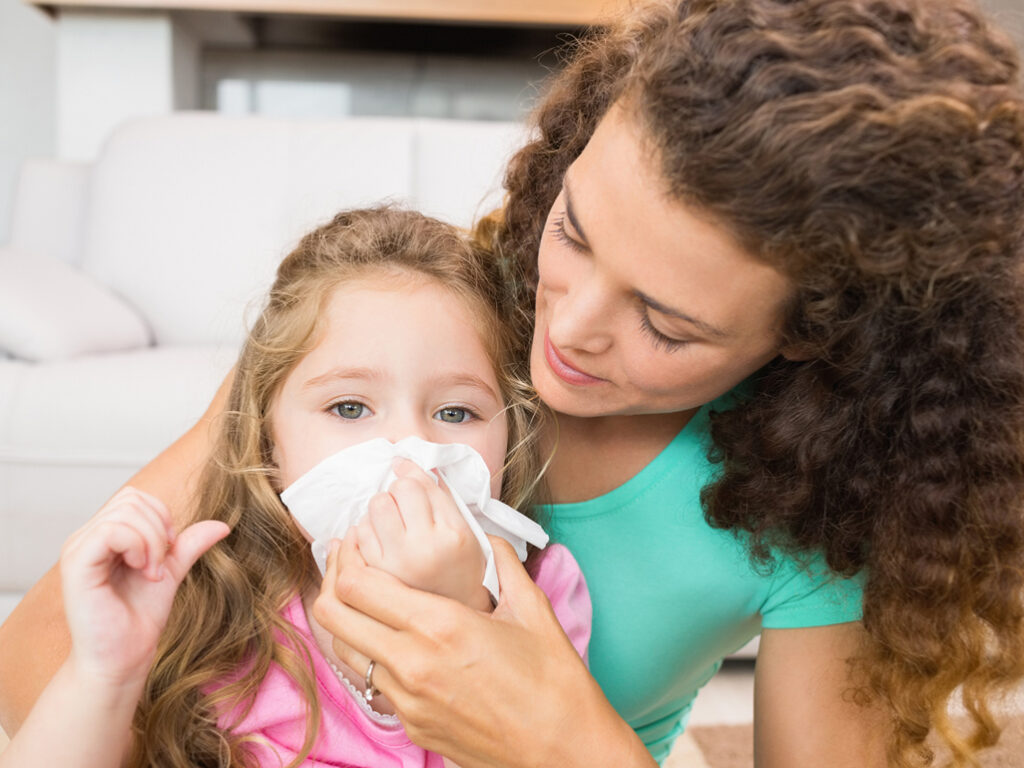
[3,0,1023,766]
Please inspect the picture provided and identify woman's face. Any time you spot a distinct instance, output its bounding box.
[530,103,794,418]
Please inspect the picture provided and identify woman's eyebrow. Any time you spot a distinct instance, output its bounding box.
[635,290,730,339]
[562,179,590,243]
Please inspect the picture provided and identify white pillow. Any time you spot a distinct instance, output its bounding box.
[0,248,151,361]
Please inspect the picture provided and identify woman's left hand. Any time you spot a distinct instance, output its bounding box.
[313,533,653,768]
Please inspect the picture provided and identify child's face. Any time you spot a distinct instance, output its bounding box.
[271,275,509,498]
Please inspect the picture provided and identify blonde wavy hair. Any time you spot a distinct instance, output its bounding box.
[126,206,547,768]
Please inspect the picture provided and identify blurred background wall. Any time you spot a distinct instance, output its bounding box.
[1,0,56,245]
[1,0,1022,245]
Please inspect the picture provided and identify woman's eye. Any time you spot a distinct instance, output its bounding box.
[435,407,473,424]
[639,312,689,353]
[550,212,586,253]
[331,402,368,420]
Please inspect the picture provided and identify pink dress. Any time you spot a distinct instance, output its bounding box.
[218,544,591,767]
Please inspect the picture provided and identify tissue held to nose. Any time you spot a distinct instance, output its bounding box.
[280,437,549,601]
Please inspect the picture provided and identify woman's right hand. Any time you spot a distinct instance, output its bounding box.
[59,486,229,689]
[314,533,656,768]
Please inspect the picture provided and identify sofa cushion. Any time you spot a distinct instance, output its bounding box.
[412,119,528,225]
[0,248,151,362]
[0,345,236,590]
[81,114,421,347]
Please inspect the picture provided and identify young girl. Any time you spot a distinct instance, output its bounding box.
[0,207,591,768]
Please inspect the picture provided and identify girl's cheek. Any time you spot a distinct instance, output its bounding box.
[476,416,509,499]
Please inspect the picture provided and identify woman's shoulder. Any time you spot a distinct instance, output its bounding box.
[756,547,866,630]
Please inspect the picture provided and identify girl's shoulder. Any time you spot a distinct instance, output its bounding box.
[530,543,592,663]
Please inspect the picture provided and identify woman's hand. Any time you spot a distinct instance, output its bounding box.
[353,459,490,612]
[59,486,230,689]
[313,533,655,768]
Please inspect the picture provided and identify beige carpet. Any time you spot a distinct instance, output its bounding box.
[665,732,714,768]
[682,720,1024,768]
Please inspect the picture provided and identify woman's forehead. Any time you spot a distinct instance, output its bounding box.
[565,104,792,337]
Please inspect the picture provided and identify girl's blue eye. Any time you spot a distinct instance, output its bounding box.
[332,402,367,420]
[435,407,472,424]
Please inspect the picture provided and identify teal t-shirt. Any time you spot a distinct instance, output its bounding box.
[541,401,864,764]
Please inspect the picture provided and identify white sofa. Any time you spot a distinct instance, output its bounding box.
[0,113,525,617]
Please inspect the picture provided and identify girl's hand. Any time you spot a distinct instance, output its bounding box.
[59,486,230,689]
[353,458,490,611]
[313,534,654,768]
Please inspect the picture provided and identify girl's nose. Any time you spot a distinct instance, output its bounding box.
[546,275,614,355]
[385,410,431,444]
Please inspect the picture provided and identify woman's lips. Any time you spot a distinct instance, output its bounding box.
[544,332,605,386]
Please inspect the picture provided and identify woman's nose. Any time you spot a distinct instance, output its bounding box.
[546,275,614,355]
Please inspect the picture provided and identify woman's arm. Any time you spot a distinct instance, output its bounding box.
[314,535,657,768]
[754,623,888,767]
[0,370,233,736]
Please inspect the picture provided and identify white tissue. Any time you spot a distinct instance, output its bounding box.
[279,437,549,601]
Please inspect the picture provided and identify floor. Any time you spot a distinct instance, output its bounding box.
[665,660,755,768]
[689,660,756,727]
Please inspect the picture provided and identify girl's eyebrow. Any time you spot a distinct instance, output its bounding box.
[635,290,730,339]
[302,367,499,402]
[303,366,384,389]
[562,178,590,244]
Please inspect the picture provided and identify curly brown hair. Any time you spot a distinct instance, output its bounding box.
[486,0,1024,765]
